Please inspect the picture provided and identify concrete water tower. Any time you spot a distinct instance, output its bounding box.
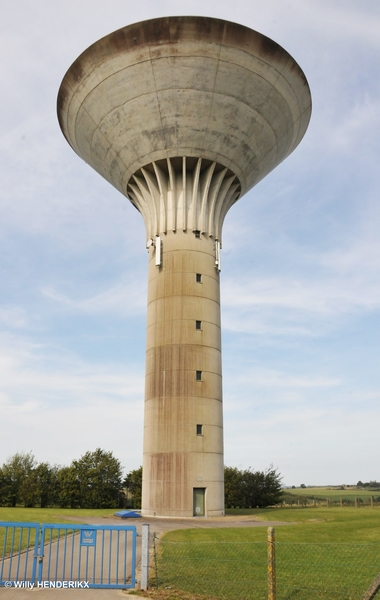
[58,16,311,518]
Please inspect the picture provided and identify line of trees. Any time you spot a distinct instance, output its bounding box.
[224,466,283,508]
[0,450,282,509]
[357,480,380,489]
[117,465,283,509]
[124,466,143,509]
[0,449,125,509]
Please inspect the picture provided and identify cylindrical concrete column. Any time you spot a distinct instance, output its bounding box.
[142,231,224,517]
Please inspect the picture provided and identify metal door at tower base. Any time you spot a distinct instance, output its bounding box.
[193,488,206,516]
[0,522,137,589]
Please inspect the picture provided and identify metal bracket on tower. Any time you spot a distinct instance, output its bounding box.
[155,236,162,267]
[215,240,221,272]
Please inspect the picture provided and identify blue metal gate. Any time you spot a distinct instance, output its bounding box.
[0,522,40,586]
[0,522,137,589]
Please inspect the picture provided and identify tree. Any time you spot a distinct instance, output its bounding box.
[0,452,36,507]
[0,449,126,508]
[18,462,59,508]
[57,466,80,508]
[0,467,6,506]
[243,467,283,508]
[19,469,40,507]
[224,466,244,508]
[224,465,283,508]
[34,463,60,508]
[71,448,123,508]
[124,467,142,508]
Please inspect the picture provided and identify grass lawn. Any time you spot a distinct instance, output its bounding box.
[224,506,380,543]
[151,508,380,600]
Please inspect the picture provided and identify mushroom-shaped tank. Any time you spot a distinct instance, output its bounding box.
[58,16,311,211]
[57,17,311,518]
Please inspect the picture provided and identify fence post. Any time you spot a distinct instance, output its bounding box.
[141,524,150,590]
[268,527,276,600]
[362,572,380,600]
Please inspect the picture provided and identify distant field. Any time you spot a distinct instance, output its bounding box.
[285,487,380,502]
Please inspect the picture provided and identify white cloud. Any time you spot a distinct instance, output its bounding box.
[224,402,380,485]
[226,368,341,391]
[0,307,28,329]
[0,332,144,470]
[222,273,380,338]
[222,207,380,338]
[294,0,380,47]
[328,95,380,155]
[42,275,147,316]
[1,397,144,472]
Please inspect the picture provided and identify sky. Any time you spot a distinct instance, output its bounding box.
[0,0,379,487]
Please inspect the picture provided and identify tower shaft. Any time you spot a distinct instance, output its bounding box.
[143,231,223,517]
[130,156,234,516]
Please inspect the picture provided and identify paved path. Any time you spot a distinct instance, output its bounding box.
[67,513,293,537]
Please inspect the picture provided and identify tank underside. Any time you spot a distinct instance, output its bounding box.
[58,16,311,206]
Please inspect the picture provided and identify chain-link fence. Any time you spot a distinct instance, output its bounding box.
[281,496,380,509]
[151,528,380,600]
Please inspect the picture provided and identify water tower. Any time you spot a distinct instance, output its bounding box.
[58,16,311,518]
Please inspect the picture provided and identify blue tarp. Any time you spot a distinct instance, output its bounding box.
[114,510,142,518]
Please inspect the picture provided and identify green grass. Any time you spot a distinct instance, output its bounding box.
[154,506,380,543]
[0,506,116,524]
[153,508,380,600]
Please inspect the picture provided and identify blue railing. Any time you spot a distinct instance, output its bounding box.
[0,521,136,589]
[0,522,40,585]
